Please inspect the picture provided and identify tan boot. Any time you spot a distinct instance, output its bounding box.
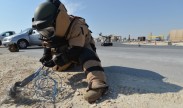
[84,80,108,103]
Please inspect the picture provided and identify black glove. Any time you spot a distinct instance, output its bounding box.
[43,60,56,67]
[54,54,68,66]
[39,54,52,63]
[40,48,52,63]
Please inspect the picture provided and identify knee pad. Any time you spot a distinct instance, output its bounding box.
[79,48,100,65]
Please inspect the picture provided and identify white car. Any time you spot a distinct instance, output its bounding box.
[0,31,15,45]
[2,28,42,49]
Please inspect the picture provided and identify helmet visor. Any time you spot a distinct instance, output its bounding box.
[32,20,46,30]
[37,27,55,40]
[32,14,55,30]
[37,27,67,48]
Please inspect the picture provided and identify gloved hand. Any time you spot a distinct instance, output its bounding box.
[43,60,56,67]
[40,48,52,63]
[54,53,68,66]
[39,54,52,63]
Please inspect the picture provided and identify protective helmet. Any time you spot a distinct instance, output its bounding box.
[32,2,58,30]
[32,0,70,48]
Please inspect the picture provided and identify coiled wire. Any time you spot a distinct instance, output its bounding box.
[25,68,62,102]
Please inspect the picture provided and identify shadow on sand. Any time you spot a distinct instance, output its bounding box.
[102,66,182,100]
[60,65,183,103]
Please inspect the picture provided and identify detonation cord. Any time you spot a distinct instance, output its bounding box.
[28,67,61,102]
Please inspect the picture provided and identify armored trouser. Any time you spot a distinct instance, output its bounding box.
[52,46,108,103]
[79,48,108,103]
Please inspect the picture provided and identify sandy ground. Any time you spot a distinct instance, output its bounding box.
[0,47,183,108]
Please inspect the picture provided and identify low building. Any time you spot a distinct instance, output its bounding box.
[96,34,122,42]
[138,36,146,41]
[147,35,164,41]
[110,35,122,42]
[169,29,183,42]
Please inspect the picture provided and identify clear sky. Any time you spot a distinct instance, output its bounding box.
[1,0,183,38]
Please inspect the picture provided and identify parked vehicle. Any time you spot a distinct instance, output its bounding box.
[0,31,15,45]
[2,28,42,49]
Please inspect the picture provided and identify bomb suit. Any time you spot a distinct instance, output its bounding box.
[32,0,108,103]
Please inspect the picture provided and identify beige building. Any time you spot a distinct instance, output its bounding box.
[110,35,122,42]
[97,34,122,42]
[169,29,183,42]
[147,35,164,41]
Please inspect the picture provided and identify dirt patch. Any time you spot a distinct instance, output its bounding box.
[0,49,183,108]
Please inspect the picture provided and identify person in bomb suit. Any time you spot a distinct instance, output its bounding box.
[32,0,108,103]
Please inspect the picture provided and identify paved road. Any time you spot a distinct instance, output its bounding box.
[97,43,183,86]
[1,43,183,87]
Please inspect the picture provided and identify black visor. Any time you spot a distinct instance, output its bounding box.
[37,27,55,40]
[32,14,55,30]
